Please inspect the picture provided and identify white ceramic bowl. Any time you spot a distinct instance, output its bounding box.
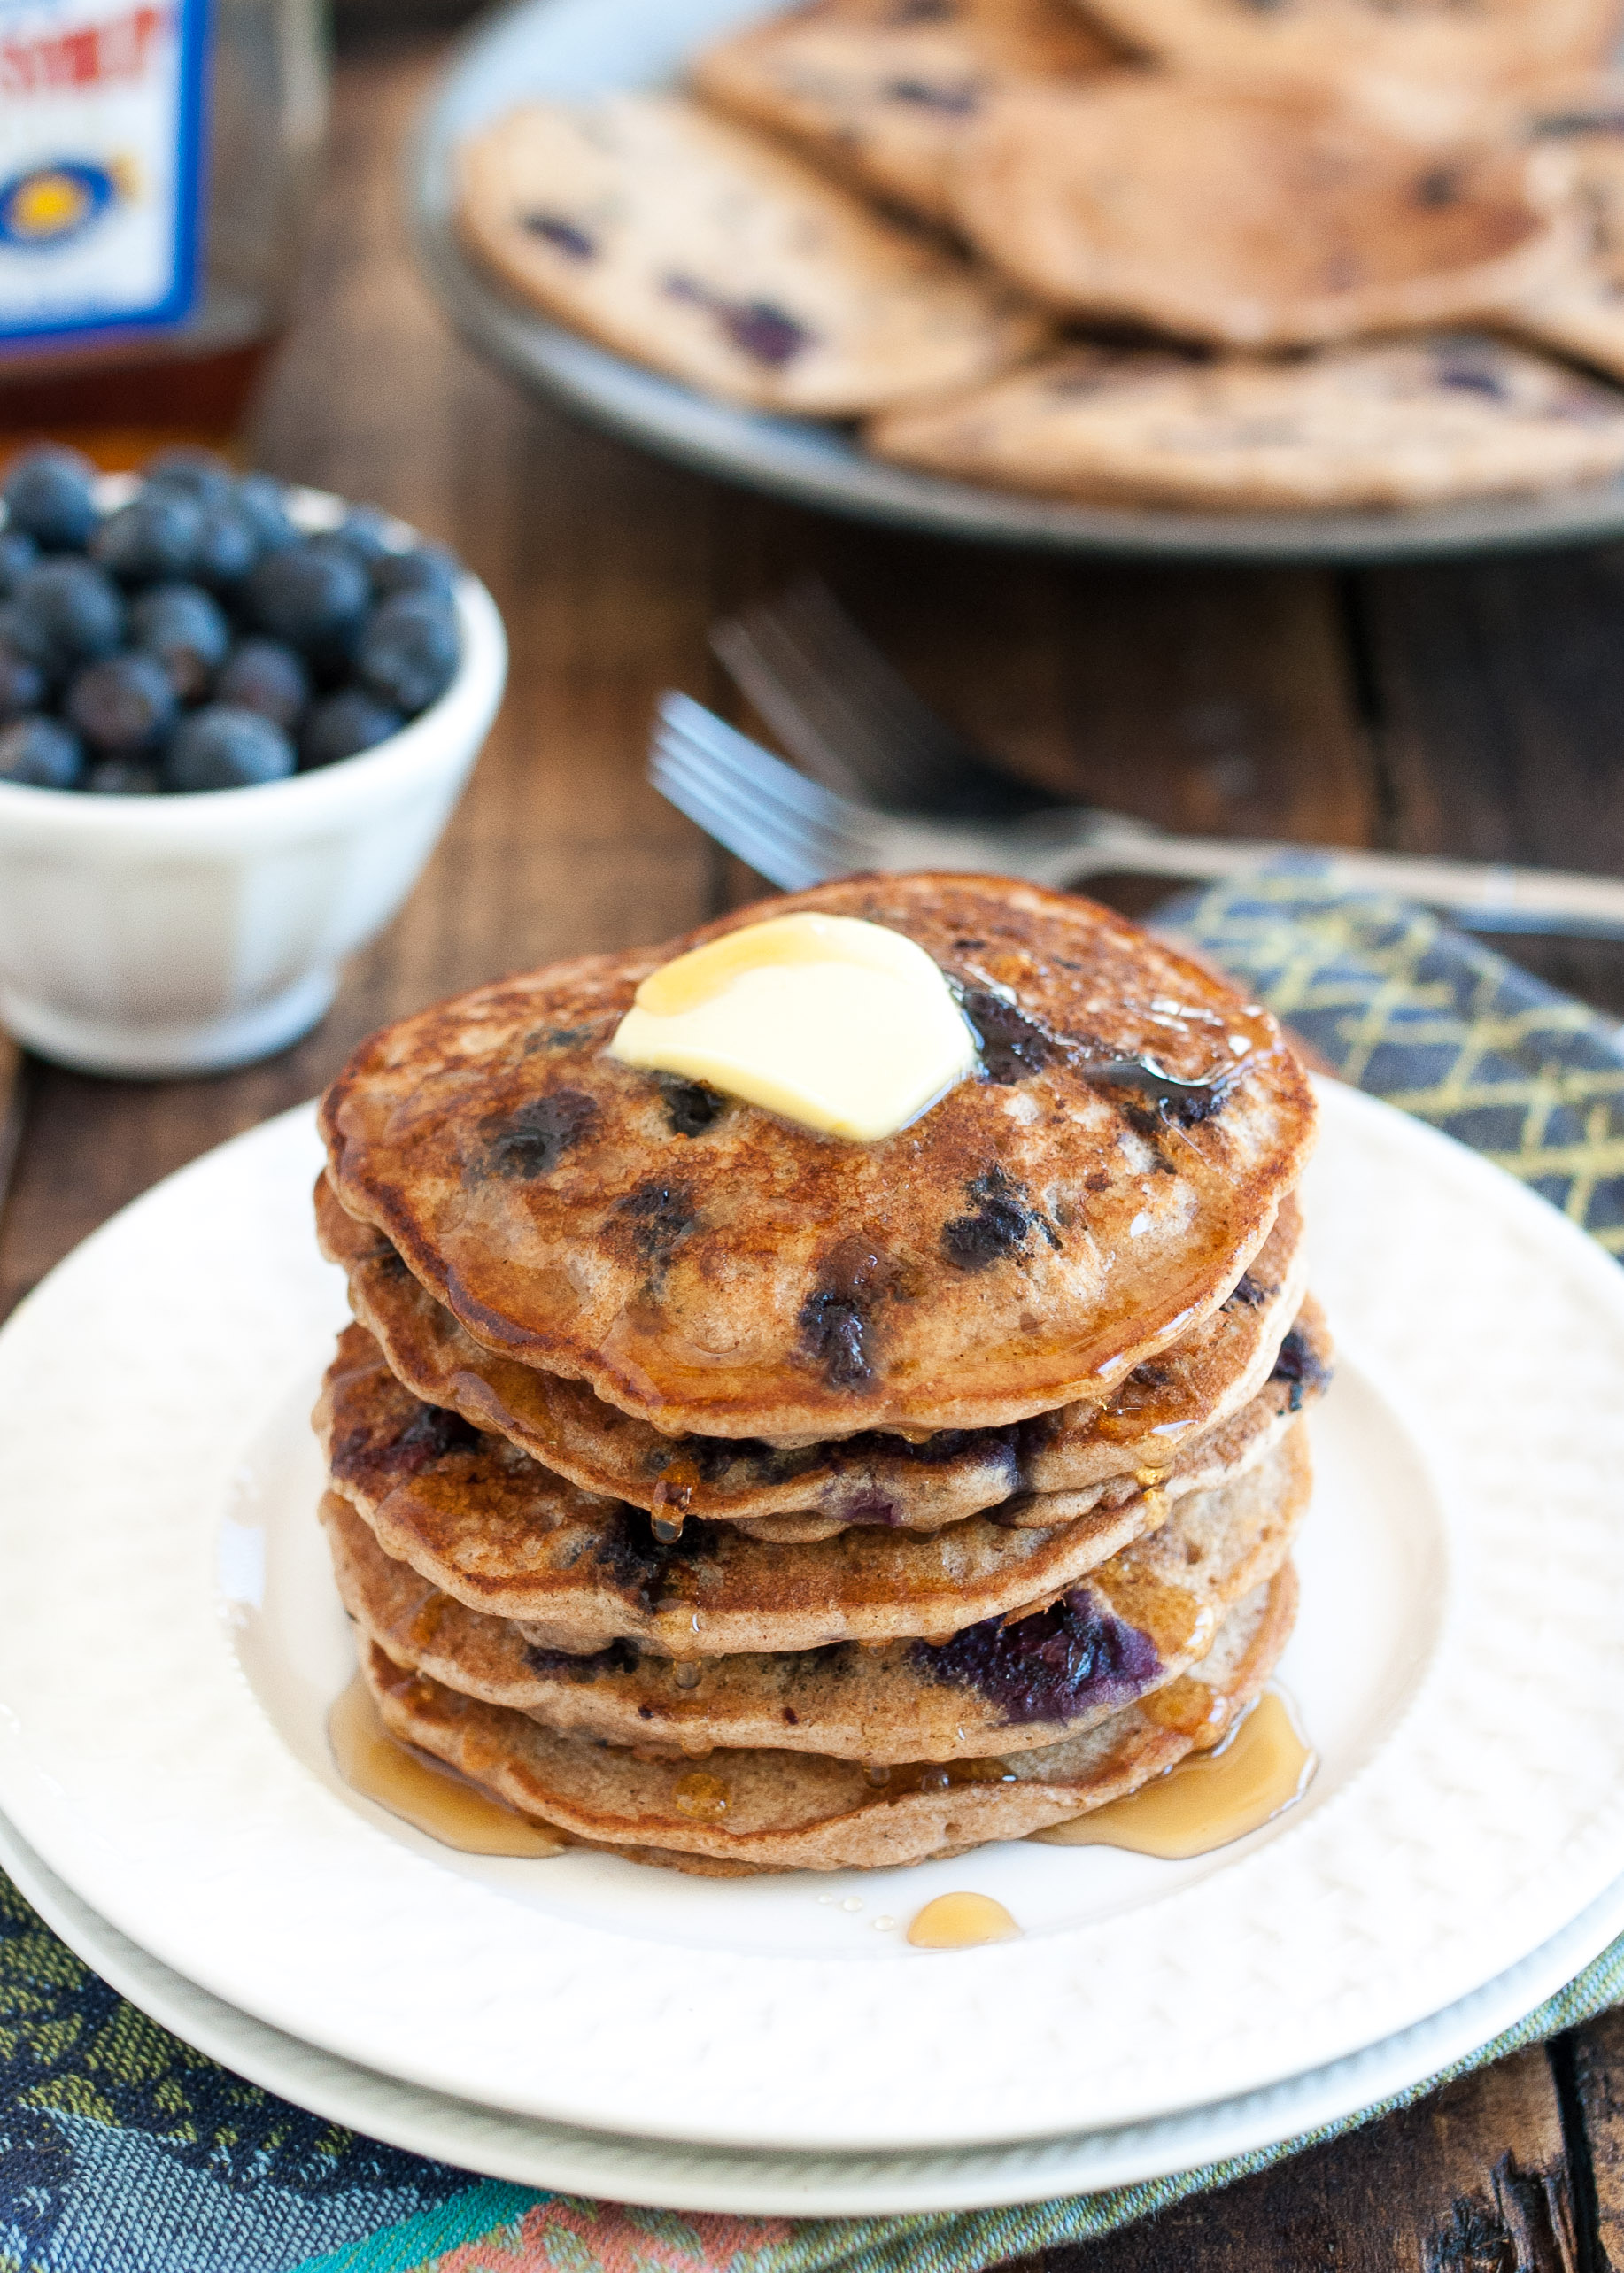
[0,485,507,1077]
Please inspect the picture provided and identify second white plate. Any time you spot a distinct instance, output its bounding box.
[6,1797,1621,2215]
[1,1083,1623,2153]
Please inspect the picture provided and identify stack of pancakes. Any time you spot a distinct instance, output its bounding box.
[313,874,1326,1874]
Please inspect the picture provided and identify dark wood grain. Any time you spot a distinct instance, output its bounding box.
[334,0,483,43]
[1569,2011,1624,2269]
[1359,553,1624,1018]
[1019,2052,1579,2273]
[0,1034,24,1233]
[0,32,1616,2272]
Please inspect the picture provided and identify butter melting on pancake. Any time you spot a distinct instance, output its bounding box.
[608,911,979,1142]
[319,876,1316,1441]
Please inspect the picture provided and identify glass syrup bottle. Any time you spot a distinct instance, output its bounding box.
[0,0,328,464]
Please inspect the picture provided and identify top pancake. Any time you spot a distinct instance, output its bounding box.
[320,875,1316,1441]
[691,0,1118,225]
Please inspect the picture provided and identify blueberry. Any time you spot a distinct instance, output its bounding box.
[0,715,84,789]
[143,445,237,507]
[298,687,402,769]
[332,505,394,561]
[66,653,178,754]
[3,445,98,551]
[370,544,460,607]
[243,538,371,668]
[192,503,259,589]
[0,529,39,597]
[84,756,164,796]
[355,592,459,715]
[234,474,299,553]
[0,644,44,721]
[215,637,308,728]
[0,604,47,673]
[130,583,231,699]
[11,558,125,676]
[91,491,204,584]
[165,704,296,792]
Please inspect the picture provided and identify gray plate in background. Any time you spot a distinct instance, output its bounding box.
[411,0,1624,565]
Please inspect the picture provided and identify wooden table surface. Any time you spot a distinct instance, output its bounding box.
[6,24,1624,2272]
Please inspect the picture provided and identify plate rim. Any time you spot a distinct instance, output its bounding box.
[409,0,1624,569]
[3,1086,1624,2152]
[5,1794,1622,2217]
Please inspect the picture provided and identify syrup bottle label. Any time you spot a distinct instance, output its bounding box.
[0,0,210,347]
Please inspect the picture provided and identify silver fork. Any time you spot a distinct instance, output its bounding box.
[710,580,1624,939]
[651,691,1624,938]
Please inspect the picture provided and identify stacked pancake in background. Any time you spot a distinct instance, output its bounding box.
[313,873,1327,1874]
[449,0,1624,514]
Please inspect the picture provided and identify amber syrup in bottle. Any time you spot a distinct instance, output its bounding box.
[0,0,326,468]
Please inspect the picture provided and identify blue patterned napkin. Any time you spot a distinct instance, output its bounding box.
[7,870,1624,2273]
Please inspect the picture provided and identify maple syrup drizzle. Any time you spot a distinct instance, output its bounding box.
[1031,1689,1315,1859]
[327,1674,568,1858]
[1097,1565,1212,1662]
[673,1771,731,1821]
[906,1891,1022,1949]
[881,1755,1019,1795]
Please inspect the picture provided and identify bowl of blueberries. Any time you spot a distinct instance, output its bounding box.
[0,444,507,1077]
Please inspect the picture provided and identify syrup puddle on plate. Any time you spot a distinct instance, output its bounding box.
[328,1674,568,1858]
[328,1672,1313,1916]
[907,1891,1021,1948]
[1030,1689,1316,1859]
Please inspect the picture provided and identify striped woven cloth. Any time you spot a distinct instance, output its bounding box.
[6,870,1624,2273]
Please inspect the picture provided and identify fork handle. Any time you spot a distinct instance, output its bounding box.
[1048,825,1624,940]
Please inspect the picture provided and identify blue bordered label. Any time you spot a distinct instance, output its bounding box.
[0,0,211,347]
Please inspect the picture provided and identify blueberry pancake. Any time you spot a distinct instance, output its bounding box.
[360,1566,1296,1872]
[317,1321,1325,1657]
[869,336,1624,510]
[691,0,1117,226]
[996,1295,1328,1527]
[320,875,1316,1442]
[317,1172,1308,1537]
[452,94,1043,416]
[1512,88,1624,385]
[1068,0,1620,119]
[949,81,1569,349]
[327,1422,1305,1761]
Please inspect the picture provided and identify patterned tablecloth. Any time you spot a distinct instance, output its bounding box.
[6,869,1624,2273]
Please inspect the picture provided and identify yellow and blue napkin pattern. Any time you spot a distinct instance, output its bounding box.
[7,871,1624,2273]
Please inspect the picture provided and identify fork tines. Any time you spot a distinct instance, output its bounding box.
[650,692,870,889]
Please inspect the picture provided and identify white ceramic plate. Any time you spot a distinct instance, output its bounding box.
[2,1085,1624,2154]
[6,1793,1623,2215]
[411,0,1624,567]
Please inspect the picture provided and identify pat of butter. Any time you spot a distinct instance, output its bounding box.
[609,913,978,1142]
